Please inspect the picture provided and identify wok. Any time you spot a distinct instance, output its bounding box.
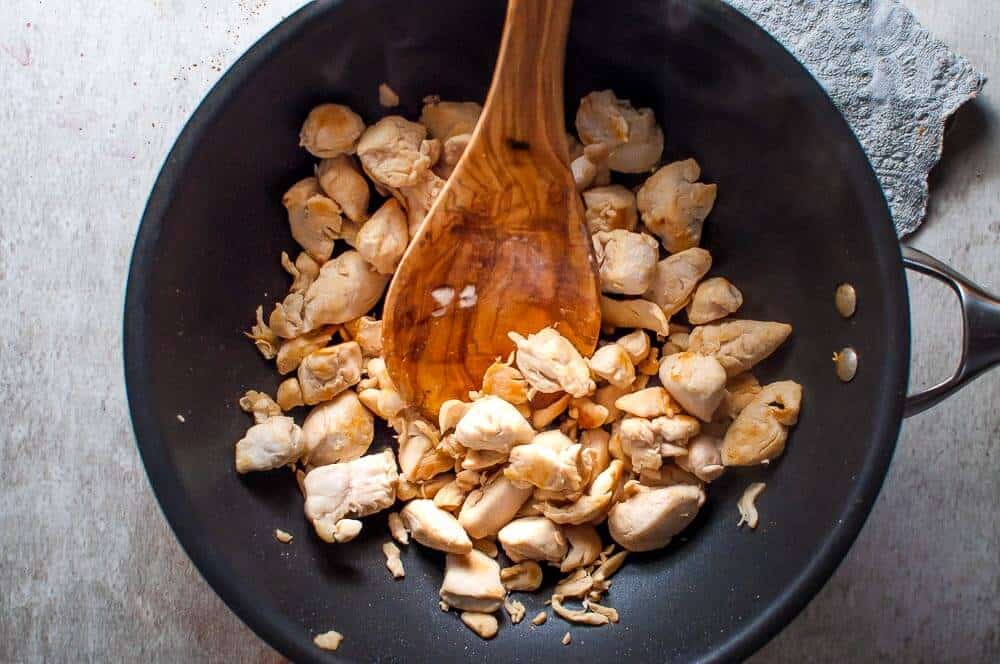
[123,0,1000,661]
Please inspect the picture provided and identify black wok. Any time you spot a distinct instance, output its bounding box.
[123,0,1000,661]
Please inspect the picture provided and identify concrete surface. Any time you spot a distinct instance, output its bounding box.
[0,1,995,662]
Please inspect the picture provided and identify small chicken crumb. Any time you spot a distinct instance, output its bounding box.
[562,632,572,646]
[383,541,405,578]
[176,414,186,423]
[505,598,526,624]
[388,512,409,545]
[313,629,344,651]
[531,611,548,626]
[274,529,293,544]
[378,82,400,108]
[460,611,499,639]
[737,482,766,529]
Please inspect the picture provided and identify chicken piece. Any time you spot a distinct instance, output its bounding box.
[383,541,406,579]
[541,459,624,525]
[575,90,663,173]
[569,397,608,430]
[616,330,651,364]
[461,449,508,472]
[721,380,802,465]
[618,415,699,473]
[388,511,409,544]
[600,297,670,335]
[553,569,597,599]
[640,463,702,488]
[313,630,344,651]
[500,561,544,592]
[582,142,612,186]
[302,449,398,542]
[438,399,472,433]
[560,524,602,572]
[282,177,341,262]
[688,320,793,377]
[579,428,611,479]
[505,431,586,495]
[355,199,408,275]
[658,351,727,422]
[300,390,374,466]
[295,341,363,406]
[401,499,473,554]
[238,390,281,424]
[643,248,712,317]
[299,103,365,158]
[275,325,337,375]
[571,154,598,191]
[608,481,705,552]
[637,159,717,253]
[419,100,482,140]
[459,474,533,539]
[686,277,743,325]
[357,116,432,188]
[717,372,762,420]
[662,331,690,356]
[234,416,303,473]
[245,306,279,360]
[505,598,526,624]
[434,479,469,512]
[316,155,370,223]
[433,132,471,180]
[398,170,446,237]
[270,251,389,338]
[509,327,595,398]
[397,417,453,482]
[454,395,534,453]
[281,251,321,295]
[582,185,638,234]
[440,549,506,612]
[737,482,767,528]
[593,230,659,295]
[342,316,382,358]
[378,82,400,108]
[531,393,572,429]
[498,517,568,564]
[676,434,724,482]
[614,387,676,418]
[481,361,530,405]
[461,612,499,640]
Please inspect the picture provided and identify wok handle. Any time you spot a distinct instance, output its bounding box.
[902,246,1000,417]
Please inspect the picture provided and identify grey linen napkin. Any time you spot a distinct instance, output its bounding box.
[728,0,986,236]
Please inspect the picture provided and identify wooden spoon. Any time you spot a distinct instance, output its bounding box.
[382,0,600,417]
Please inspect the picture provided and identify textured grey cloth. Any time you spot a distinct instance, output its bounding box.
[728,0,986,236]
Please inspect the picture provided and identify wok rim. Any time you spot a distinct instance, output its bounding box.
[122,1,911,661]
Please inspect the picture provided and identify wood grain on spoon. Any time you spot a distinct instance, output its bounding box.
[383,0,600,417]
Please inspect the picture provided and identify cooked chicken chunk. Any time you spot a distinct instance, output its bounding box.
[498,516,568,563]
[718,372,763,420]
[303,449,398,542]
[481,361,530,405]
[593,230,659,295]
[618,414,700,473]
[282,177,341,262]
[401,499,473,554]
[275,325,337,375]
[582,185,638,234]
[239,390,282,424]
[686,277,743,325]
[676,434,724,482]
[356,199,408,274]
[643,248,712,316]
[245,306,279,360]
[440,549,506,612]
[560,524,602,572]
[281,251,321,295]
[299,103,365,158]
[356,116,433,188]
[295,341,363,406]
[316,155,370,223]
[688,320,793,377]
[235,416,303,474]
[575,90,663,173]
[342,316,382,358]
[500,561,544,592]
[599,296,670,335]
[459,474,534,539]
[637,159,717,253]
[505,431,586,495]
[434,132,471,179]
[301,390,374,466]
[608,482,705,552]
[398,170,446,236]
[658,351,727,422]
[588,343,635,388]
[721,380,802,465]
[616,330,651,364]
[508,327,595,398]
[454,395,534,453]
[461,612,499,640]
[397,417,453,481]
[614,387,676,418]
[419,100,482,141]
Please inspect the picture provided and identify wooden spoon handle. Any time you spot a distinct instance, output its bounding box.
[478,0,574,163]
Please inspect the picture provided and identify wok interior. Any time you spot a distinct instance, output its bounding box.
[128,0,908,660]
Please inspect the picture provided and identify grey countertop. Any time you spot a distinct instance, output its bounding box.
[0,1,996,661]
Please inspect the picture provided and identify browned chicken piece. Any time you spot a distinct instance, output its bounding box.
[582,185,638,234]
[299,103,365,158]
[295,341,363,406]
[397,417,453,482]
[575,90,664,173]
[280,251,321,294]
[688,320,793,377]
[282,177,342,262]
[686,277,743,325]
[676,434,725,482]
[275,325,337,375]
[509,327,596,398]
[643,248,712,317]
[419,100,482,141]
[357,116,434,188]
[316,155,370,223]
[658,351,728,422]
[721,380,802,465]
[356,199,408,274]
[637,159,717,253]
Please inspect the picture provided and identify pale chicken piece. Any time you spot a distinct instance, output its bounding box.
[342,316,382,358]
[582,185,638,233]
[378,82,400,108]
[398,170,446,237]
[275,325,337,375]
[434,479,469,512]
[500,561,544,591]
[531,393,572,429]
[560,524,602,572]
[300,390,374,466]
[637,159,717,253]
[239,390,282,424]
[639,463,701,488]
[454,395,534,453]
[662,331,690,356]
[440,549,506,613]
[509,327,595,398]
[299,103,365,158]
[582,143,612,186]
[438,399,473,433]
[686,277,743,325]
[383,541,405,578]
[619,414,700,473]
[434,132,471,180]
[400,499,473,554]
[397,417,453,482]
[616,330,651,364]
[481,361,530,405]
[356,198,408,275]
[388,512,409,544]
[676,434,725,482]
[571,154,598,191]
[276,378,305,411]
[419,100,482,140]
[504,598,527,625]
[505,431,586,495]
[245,306,279,360]
[737,482,767,528]
[643,248,712,317]
[541,460,625,525]
[569,397,608,430]
[498,516,568,564]
[721,380,802,466]
[461,612,499,640]
[608,481,705,552]
[356,116,433,188]
[575,90,629,149]
[614,387,676,418]
[313,629,344,652]
[296,341,363,405]
[459,475,533,539]
[235,416,304,474]
[588,343,636,389]
[303,449,398,543]
[688,320,793,377]
[280,251,321,295]
[282,177,341,262]
[593,230,659,295]
[575,90,664,173]
[461,449,508,472]
[316,155,370,223]
[269,251,389,338]
[658,351,727,422]
[579,428,611,478]
[599,296,670,336]
[718,372,762,420]
[594,378,646,424]
[606,103,664,173]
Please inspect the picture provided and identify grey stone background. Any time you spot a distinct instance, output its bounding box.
[0,1,995,662]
